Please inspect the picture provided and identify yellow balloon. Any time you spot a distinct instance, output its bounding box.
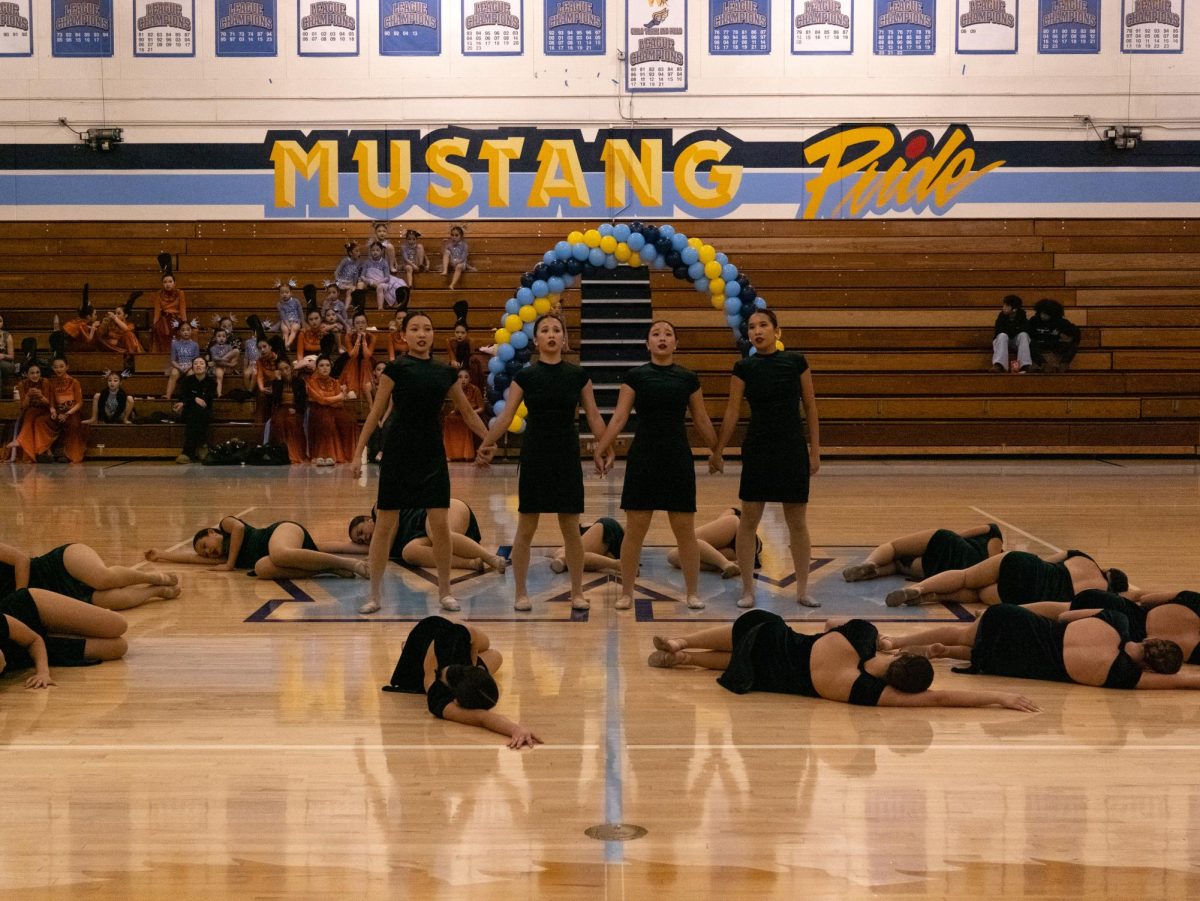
[504,314,522,333]
[546,293,561,304]
[507,415,525,434]
[710,294,725,310]
[704,260,722,279]
[699,244,716,263]
[614,243,632,262]
[687,237,703,249]
[533,298,552,315]
[495,328,511,344]
[628,252,642,268]
[709,278,726,295]
[567,230,584,245]
[776,339,785,351]
[584,229,602,248]
[599,235,617,254]
[516,402,528,418]
[519,304,537,322]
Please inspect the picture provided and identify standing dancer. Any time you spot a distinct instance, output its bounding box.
[350,312,490,615]
[711,310,822,608]
[594,320,717,610]
[477,314,610,612]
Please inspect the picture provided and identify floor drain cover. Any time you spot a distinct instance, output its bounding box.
[585,823,648,841]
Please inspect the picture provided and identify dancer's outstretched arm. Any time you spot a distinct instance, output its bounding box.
[441,704,543,749]
[880,688,1039,711]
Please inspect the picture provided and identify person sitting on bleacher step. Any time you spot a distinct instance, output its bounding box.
[991,294,1031,374]
[1029,298,1081,373]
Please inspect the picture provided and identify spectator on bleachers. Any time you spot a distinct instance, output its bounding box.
[334,242,363,301]
[321,307,346,342]
[359,241,409,311]
[340,313,377,407]
[369,221,399,274]
[95,294,144,371]
[321,284,350,331]
[46,357,85,464]
[399,228,428,288]
[151,272,186,352]
[384,309,408,361]
[306,356,359,466]
[206,327,240,397]
[174,357,215,464]
[253,337,280,420]
[267,358,308,464]
[443,369,485,462]
[275,280,303,349]
[51,285,99,356]
[165,321,200,400]
[1030,298,1081,373]
[14,361,53,462]
[83,371,134,425]
[446,306,472,371]
[440,225,471,291]
[0,313,15,388]
[241,328,260,394]
[294,310,325,371]
[991,294,1031,373]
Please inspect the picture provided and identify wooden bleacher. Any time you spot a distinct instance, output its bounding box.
[0,219,1197,458]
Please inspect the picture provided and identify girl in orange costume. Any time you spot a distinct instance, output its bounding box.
[340,313,377,405]
[14,361,54,463]
[96,306,143,355]
[267,359,309,464]
[295,310,325,369]
[59,284,99,353]
[306,356,358,465]
[150,273,186,352]
[442,369,484,461]
[46,357,86,463]
[384,313,408,361]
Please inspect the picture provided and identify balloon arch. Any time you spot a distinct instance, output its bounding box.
[486,221,770,434]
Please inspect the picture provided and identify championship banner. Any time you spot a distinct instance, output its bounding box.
[0,0,33,56]
[1038,0,1100,53]
[625,0,687,92]
[1121,0,1183,52]
[52,0,114,57]
[874,0,934,54]
[134,0,195,56]
[461,0,523,55]
[709,0,769,55]
[955,0,1017,52]
[544,0,603,55]
[216,0,277,56]
[379,0,440,54]
[298,0,359,55]
[792,0,853,54]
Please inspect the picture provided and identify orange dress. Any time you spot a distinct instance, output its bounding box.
[268,377,309,464]
[151,287,187,352]
[296,327,324,359]
[14,378,55,462]
[385,330,407,361]
[340,330,376,395]
[62,317,99,351]
[442,383,483,461]
[46,375,86,463]
[96,315,143,354]
[255,351,280,421]
[306,374,358,463]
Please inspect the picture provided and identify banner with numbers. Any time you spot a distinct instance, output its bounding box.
[380,0,440,54]
[134,0,195,56]
[544,0,603,55]
[625,0,687,92]
[1038,0,1100,53]
[0,0,32,56]
[792,0,853,53]
[1121,0,1182,52]
[709,0,769,54]
[956,0,1018,52]
[462,0,523,55]
[874,0,935,54]
[298,0,359,55]
[216,0,277,56]
[52,0,114,57]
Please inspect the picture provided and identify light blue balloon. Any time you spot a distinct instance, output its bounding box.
[488,416,497,428]
[516,286,534,304]
[548,276,565,294]
[561,274,576,288]
[722,263,738,282]
[555,241,572,260]
[599,223,615,237]
[726,314,741,328]
[532,279,549,298]
[716,252,729,265]
[487,372,496,388]
[588,247,606,265]
[572,242,589,261]
[681,247,700,265]
[725,281,742,298]
[627,233,645,252]
[603,255,618,269]
[694,277,710,294]
[498,343,515,362]
[488,355,505,373]
[724,297,742,315]
[754,297,767,309]
[688,261,706,280]
[614,223,631,242]
[510,330,529,350]
[505,298,521,315]
[493,399,507,415]
[543,250,556,265]
[523,321,536,336]
[670,233,689,251]
[640,244,658,262]
[659,224,676,239]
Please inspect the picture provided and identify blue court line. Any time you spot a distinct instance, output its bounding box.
[603,598,624,864]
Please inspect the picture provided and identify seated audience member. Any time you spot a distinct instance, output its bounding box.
[991,294,1031,373]
[1029,299,1081,373]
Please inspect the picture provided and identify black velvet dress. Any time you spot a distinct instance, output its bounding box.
[996,549,1098,604]
[732,351,811,504]
[920,524,1002,577]
[379,356,459,510]
[620,362,701,512]
[382,615,489,718]
[513,361,589,514]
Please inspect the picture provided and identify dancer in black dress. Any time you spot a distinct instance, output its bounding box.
[880,604,1197,690]
[146,516,367,580]
[843,524,1004,583]
[477,314,609,612]
[711,309,821,608]
[884,548,1126,607]
[0,541,180,610]
[549,517,625,576]
[665,507,764,579]
[336,498,507,573]
[0,588,129,687]
[382,615,540,748]
[647,611,1037,710]
[351,312,490,614]
[594,320,717,610]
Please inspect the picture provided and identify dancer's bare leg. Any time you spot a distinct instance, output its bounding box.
[402,543,497,572]
[846,529,938,581]
[878,619,981,653]
[29,588,127,638]
[667,511,702,608]
[360,509,399,614]
[63,543,173,589]
[886,554,1006,607]
[648,623,736,668]
[265,528,367,577]
[736,503,764,607]
[557,513,587,610]
[511,512,539,611]
[91,584,180,611]
[424,507,459,611]
[619,510,653,611]
[782,502,816,607]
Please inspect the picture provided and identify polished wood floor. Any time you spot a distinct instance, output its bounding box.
[2,459,1200,899]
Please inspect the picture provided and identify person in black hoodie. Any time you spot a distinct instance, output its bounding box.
[991,294,1031,373]
[1029,298,1081,372]
[174,357,216,464]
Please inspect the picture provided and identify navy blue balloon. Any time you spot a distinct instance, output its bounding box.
[737,274,751,287]
[666,251,683,267]
[565,258,583,276]
[742,286,757,302]
[520,272,534,288]
[548,261,566,277]
[495,373,511,392]
[655,239,672,257]
[582,263,597,277]
[643,226,660,245]
[740,303,756,320]
[533,263,549,281]
[672,265,690,280]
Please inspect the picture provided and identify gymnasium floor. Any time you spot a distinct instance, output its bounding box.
[2,459,1199,899]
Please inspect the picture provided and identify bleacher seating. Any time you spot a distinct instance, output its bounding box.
[0,219,1197,458]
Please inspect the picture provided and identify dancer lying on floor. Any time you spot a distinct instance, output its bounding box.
[0,588,129,687]
[335,499,507,574]
[843,524,1003,583]
[0,541,179,610]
